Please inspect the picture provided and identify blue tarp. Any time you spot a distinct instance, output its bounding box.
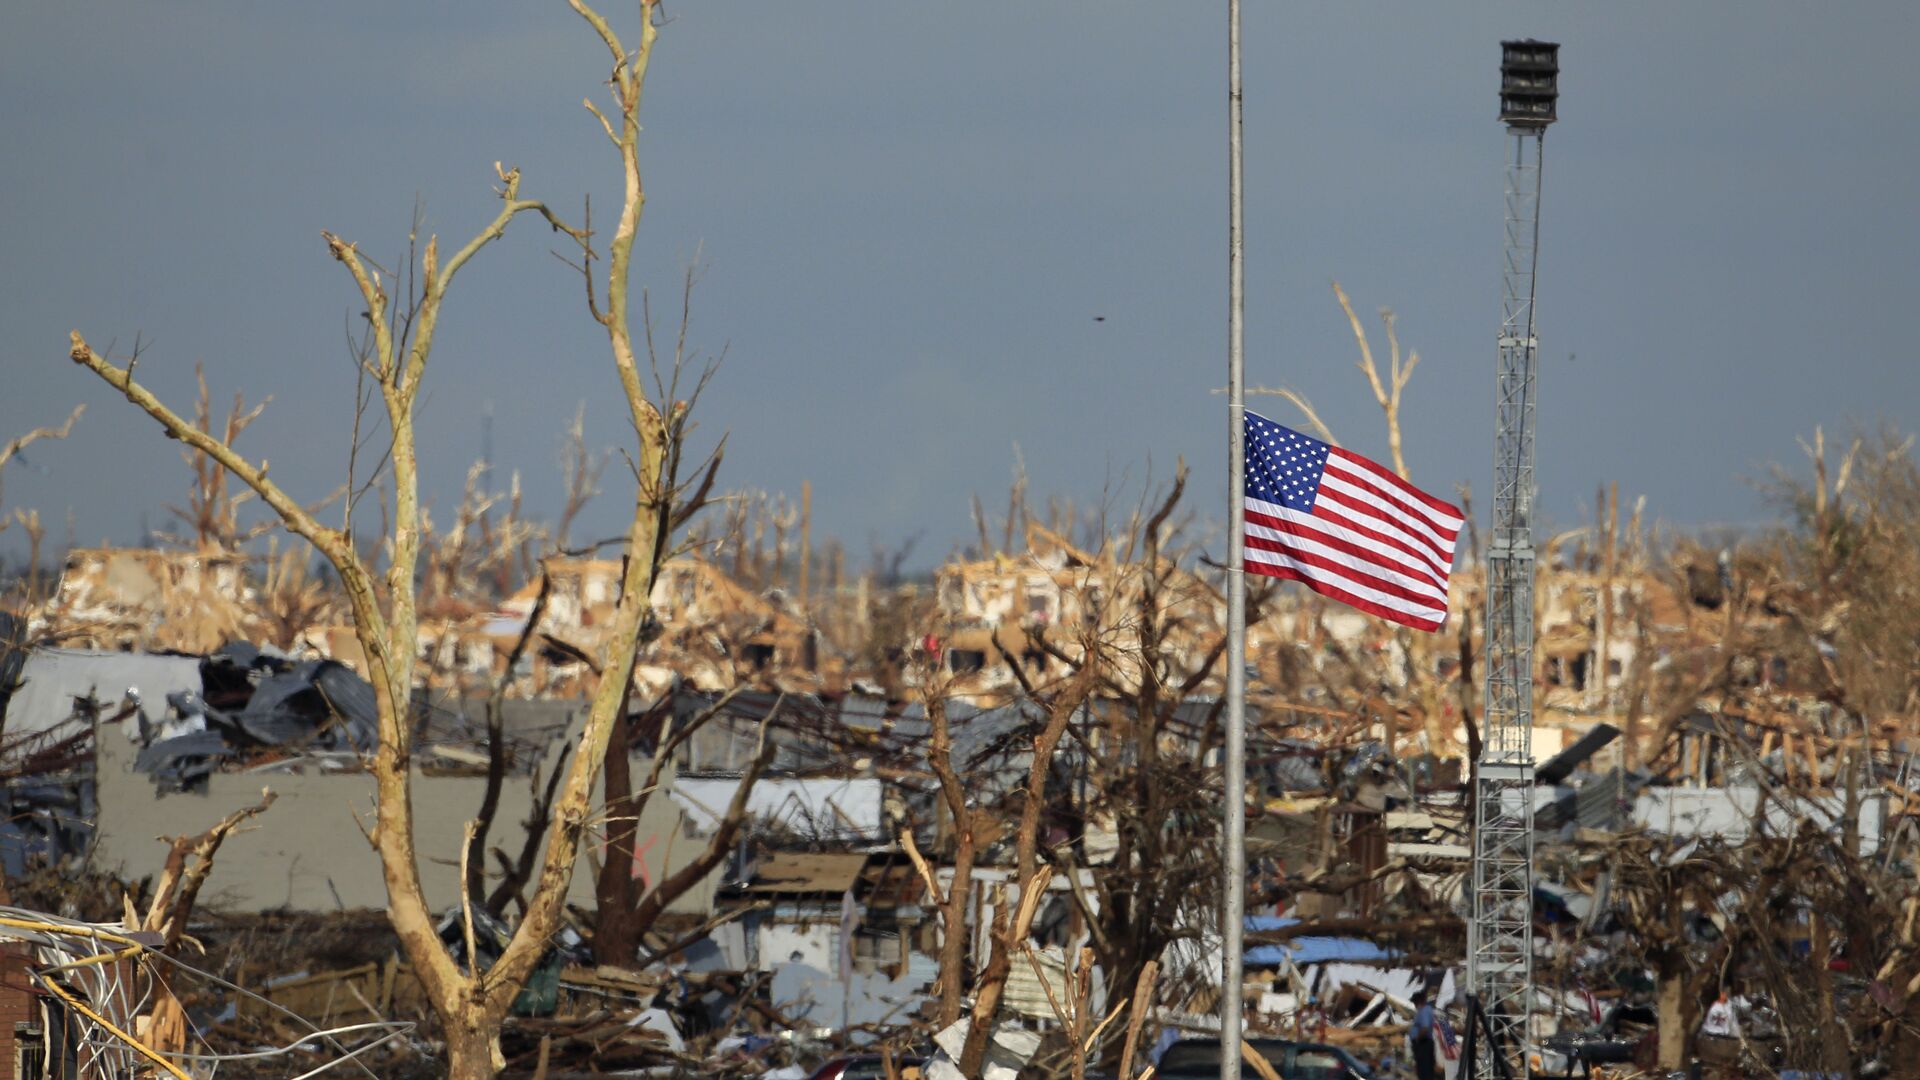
[1242,916,1395,967]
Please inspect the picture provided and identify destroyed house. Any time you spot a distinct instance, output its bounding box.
[37,546,261,655]
[485,556,835,696]
[925,524,1225,696]
[722,851,928,977]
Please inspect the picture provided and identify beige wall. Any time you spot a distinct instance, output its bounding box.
[93,721,720,916]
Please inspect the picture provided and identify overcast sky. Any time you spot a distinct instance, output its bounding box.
[4,2,1917,570]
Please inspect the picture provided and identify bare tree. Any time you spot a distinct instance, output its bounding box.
[130,790,278,1060]
[1560,426,1920,1072]
[1332,281,1417,481]
[167,363,273,550]
[906,467,1265,1076]
[896,667,986,1030]
[256,538,339,650]
[957,658,1096,1076]
[590,264,738,965]
[0,406,83,515]
[65,3,685,1073]
[0,408,83,581]
[6,510,49,602]
[594,694,773,965]
[554,402,610,552]
[1029,470,1266,1070]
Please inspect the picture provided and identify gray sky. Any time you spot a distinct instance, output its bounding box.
[4,2,1917,570]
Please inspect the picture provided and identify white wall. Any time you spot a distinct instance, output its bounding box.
[93,720,722,914]
[1633,786,1886,854]
[760,920,840,973]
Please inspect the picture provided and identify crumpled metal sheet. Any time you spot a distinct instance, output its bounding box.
[230,658,379,753]
[133,730,235,792]
[124,647,383,790]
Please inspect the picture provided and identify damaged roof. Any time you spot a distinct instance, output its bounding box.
[738,851,871,895]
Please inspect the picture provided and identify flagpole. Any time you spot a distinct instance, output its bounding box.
[1220,0,1247,1076]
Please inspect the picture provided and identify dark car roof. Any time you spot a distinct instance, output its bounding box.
[1158,1038,1364,1077]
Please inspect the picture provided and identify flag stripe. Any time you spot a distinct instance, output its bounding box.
[1245,555,1446,631]
[1310,497,1453,582]
[1245,502,1449,595]
[1317,468,1459,553]
[1319,460,1461,545]
[1244,530,1448,607]
[1329,446,1465,527]
[1271,491,1454,581]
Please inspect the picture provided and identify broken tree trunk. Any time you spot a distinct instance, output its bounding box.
[957,663,1093,1076]
[925,692,979,1030]
[1653,953,1693,1070]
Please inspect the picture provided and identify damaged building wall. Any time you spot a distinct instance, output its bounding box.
[2,649,203,756]
[91,719,722,915]
[926,524,1226,698]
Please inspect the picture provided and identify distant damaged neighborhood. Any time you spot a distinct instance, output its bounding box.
[1,442,1915,1077]
[3,3,1917,1080]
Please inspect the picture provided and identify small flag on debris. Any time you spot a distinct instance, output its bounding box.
[1243,412,1462,632]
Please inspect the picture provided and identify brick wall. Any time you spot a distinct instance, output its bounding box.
[0,943,36,1080]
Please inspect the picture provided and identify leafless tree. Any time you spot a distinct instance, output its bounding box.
[916,466,1270,1077]
[166,363,275,551]
[957,658,1096,1076]
[554,402,610,553]
[1020,469,1265,1070]
[66,3,688,1073]
[0,407,83,597]
[592,263,743,968]
[899,668,985,1030]
[0,405,83,522]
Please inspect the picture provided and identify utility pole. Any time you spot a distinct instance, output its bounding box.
[1468,39,1559,1080]
[1220,0,1248,1078]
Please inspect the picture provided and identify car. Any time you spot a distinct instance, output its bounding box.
[806,1054,929,1080]
[1155,1037,1376,1079]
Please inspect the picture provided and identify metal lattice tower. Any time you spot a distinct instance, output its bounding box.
[1469,39,1558,1079]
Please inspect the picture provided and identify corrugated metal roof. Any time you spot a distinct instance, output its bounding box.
[837,693,891,732]
[1003,944,1068,1019]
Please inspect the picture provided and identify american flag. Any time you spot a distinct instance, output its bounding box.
[1242,411,1462,632]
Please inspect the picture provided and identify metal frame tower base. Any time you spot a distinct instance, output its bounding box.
[1468,123,1548,1080]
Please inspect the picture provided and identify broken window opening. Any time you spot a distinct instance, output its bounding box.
[16,1022,45,1080]
[1027,591,1053,625]
[947,649,986,674]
